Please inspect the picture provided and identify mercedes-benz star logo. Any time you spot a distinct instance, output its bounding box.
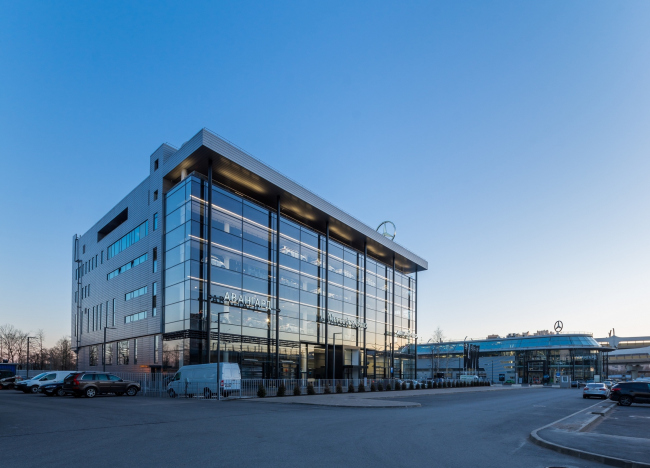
[376,221,396,241]
[554,321,563,333]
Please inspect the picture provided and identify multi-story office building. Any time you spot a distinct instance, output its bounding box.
[71,129,427,379]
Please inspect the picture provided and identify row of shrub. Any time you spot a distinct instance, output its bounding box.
[257,379,490,397]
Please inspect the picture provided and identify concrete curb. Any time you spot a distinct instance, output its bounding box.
[529,402,650,468]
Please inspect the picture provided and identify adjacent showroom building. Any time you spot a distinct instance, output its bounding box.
[71,129,427,379]
[414,332,612,384]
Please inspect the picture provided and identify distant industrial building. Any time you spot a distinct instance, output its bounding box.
[595,334,650,379]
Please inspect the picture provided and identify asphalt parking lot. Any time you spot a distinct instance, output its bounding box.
[591,404,650,439]
[1,387,609,468]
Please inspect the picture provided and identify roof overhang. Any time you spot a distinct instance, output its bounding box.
[162,129,428,274]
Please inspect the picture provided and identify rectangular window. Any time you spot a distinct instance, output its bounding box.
[92,306,95,331]
[125,286,147,301]
[105,342,113,365]
[124,311,147,323]
[107,220,149,259]
[108,253,148,279]
[154,159,159,170]
[134,339,138,365]
[152,282,157,316]
[118,340,129,365]
[153,190,158,201]
[89,346,98,366]
[105,301,109,328]
[112,299,116,326]
[153,248,158,273]
[86,308,89,333]
[98,303,102,330]
[101,251,104,264]
[154,335,159,363]
[153,213,158,231]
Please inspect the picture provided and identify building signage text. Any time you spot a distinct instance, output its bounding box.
[209,292,273,312]
[318,313,367,329]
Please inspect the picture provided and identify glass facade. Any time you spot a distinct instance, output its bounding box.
[416,335,606,384]
[162,175,417,379]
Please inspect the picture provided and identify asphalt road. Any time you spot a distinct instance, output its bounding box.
[1,387,606,468]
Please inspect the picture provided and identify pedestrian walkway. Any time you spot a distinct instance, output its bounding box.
[531,400,650,468]
[249,384,527,408]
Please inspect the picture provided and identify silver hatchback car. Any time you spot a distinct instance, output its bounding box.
[583,383,609,399]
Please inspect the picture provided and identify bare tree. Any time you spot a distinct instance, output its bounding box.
[0,324,26,364]
[431,327,445,343]
[431,327,447,376]
[50,337,75,370]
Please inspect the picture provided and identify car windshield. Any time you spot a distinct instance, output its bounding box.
[587,384,604,388]
[28,373,47,380]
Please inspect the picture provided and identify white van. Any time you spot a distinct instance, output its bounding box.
[21,371,75,394]
[167,363,241,398]
[459,375,479,383]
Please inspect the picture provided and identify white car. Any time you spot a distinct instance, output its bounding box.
[20,371,75,394]
[583,383,609,399]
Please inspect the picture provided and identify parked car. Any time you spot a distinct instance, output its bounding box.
[63,372,141,398]
[0,375,23,390]
[15,372,50,393]
[167,363,241,398]
[583,383,609,399]
[603,380,614,389]
[0,370,15,380]
[40,381,67,397]
[609,382,650,406]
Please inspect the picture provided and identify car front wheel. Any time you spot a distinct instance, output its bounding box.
[619,395,633,406]
[168,389,176,398]
[85,387,97,398]
[30,386,39,394]
[56,388,66,397]
[126,386,138,396]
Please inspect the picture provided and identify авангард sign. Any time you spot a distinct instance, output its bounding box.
[209,292,273,312]
[317,312,367,329]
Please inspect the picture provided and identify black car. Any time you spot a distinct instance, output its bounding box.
[39,381,67,397]
[609,382,650,406]
[0,376,22,390]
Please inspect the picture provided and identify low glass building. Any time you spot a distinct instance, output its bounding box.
[414,333,612,384]
[71,129,427,380]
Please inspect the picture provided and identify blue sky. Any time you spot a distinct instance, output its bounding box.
[1,1,649,345]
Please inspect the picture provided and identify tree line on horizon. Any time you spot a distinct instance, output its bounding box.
[0,324,76,370]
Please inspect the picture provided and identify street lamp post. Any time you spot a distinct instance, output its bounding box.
[332,332,342,383]
[216,311,229,401]
[463,336,468,377]
[103,327,116,372]
[26,336,36,378]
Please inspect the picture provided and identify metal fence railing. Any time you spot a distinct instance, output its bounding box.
[10,371,490,399]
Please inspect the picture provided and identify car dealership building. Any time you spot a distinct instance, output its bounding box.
[71,128,427,380]
[414,332,612,384]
